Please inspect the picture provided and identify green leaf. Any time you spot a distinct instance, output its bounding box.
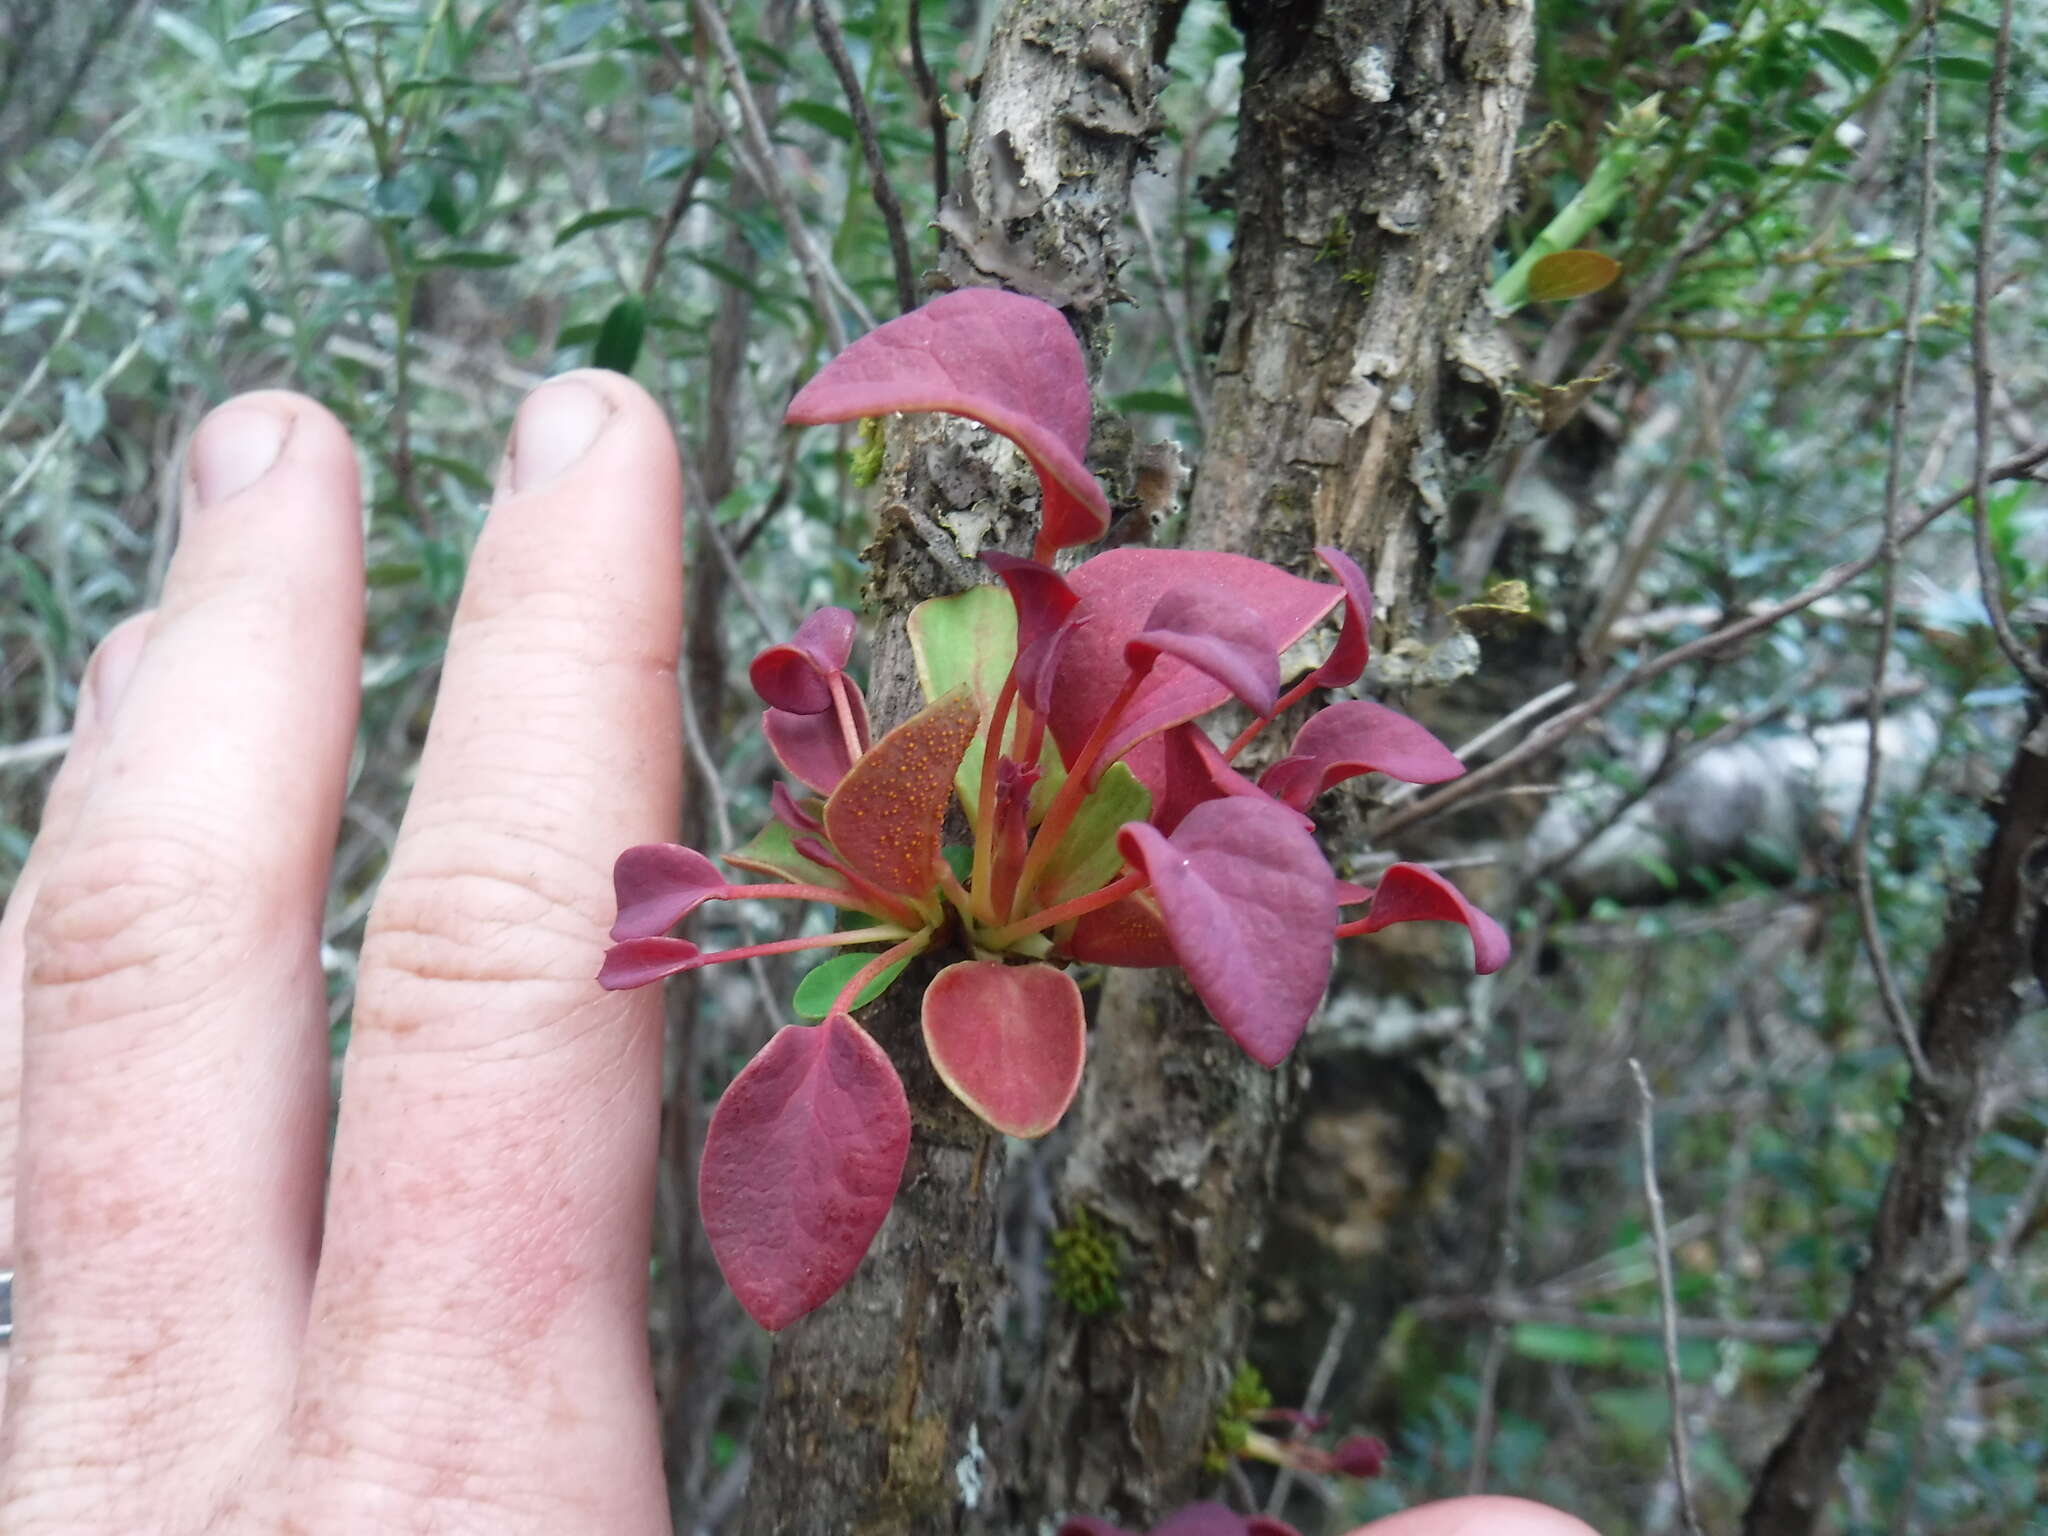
[231,3,308,41]
[555,206,659,245]
[792,951,912,1019]
[1041,763,1151,904]
[1110,388,1195,417]
[417,248,521,269]
[248,96,348,123]
[1856,0,1911,21]
[1811,27,1881,79]
[1512,1323,1619,1366]
[724,819,841,889]
[907,585,1068,825]
[1933,55,1993,82]
[592,295,647,374]
[61,382,107,442]
[153,11,223,64]
[1940,8,2000,39]
[413,451,493,495]
[783,100,857,143]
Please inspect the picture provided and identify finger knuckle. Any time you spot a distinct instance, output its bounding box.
[26,823,260,1025]
[355,822,610,1043]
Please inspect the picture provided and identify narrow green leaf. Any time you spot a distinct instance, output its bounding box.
[417,249,521,269]
[248,96,347,123]
[1933,54,1992,82]
[1856,0,1911,22]
[1812,27,1882,79]
[1042,763,1151,904]
[230,4,308,41]
[783,100,857,143]
[792,951,911,1020]
[592,295,647,375]
[554,206,658,245]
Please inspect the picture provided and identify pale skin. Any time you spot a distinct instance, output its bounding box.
[0,375,1597,1536]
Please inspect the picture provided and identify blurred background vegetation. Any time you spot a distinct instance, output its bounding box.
[2,1,2043,1532]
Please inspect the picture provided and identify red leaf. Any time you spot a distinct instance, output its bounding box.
[1154,1505,1267,1536]
[823,687,980,893]
[1060,890,1178,968]
[699,1013,910,1331]
[770,781,823,834]
[983,550,1080,655]
[1245,1521,1305,1536]
[750,606,857,714]
[598,936,702,990]
[1302,545,1373,690]
[611,843,725,941]
[1051,549,1341,791]
[1126,586,1280,717]
[1346,862,1509,975]
[922,961,1086,1137]
[785,289,1111,551]
[1118,797,1336,1066]
[762,683,871,795]
[1260,699,1464,809]
[1153,722,1297,836]
[1056,1522,1132,1536]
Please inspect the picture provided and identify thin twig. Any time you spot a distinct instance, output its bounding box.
[1411,1294,2048,1350]
[1380,682,1576,808]
[0,328,148,516]
[1631,1060,1705,1536]
[1264,1301,1356,1518]
[1848,15,1940,1085]
[1130,193,1210,433]
[809,0,917,315]
[0,733,70,772]
[907,0,947,217]
[1964,0,2045,691]
[1372,440,2048,842]
[1467,1004,1530,1492]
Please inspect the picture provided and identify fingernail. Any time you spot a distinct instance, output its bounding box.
[85,614,153,722]
[189,403,291,508]
[510,379,611,493]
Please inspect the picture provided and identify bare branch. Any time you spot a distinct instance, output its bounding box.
[1965,0,2046,691]
[906,0,946,216]
[1380,682,1576,808]
[1130,193,1211,434]
[809,0,917,316]
[1263,1300,1355,1518]
[1631,1060,1705,1536]
[1373,440,2048,843]
[1849,18,1941,1082]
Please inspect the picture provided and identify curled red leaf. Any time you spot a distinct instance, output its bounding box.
[611,843,725,941]
[763,682,871,795]
[1126,586,1280,717]
[1343,862,1509,975]
[750,606,857,714]
[1302,544,1374,690]
[699,1013,911,1331]
[1051,549,1341,791]
[785,289,1111,551]
[1260,699,1465,809]
[1117,797,1336,1066]
[598,936,702,990]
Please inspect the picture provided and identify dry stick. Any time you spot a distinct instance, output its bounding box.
[1380,681,1576,808]
[0,734,69,772]
[1372,440,2048,844]
[1130,195,1211,433]
[809,0,918,316]
[1965,0,2046,692]
[1263,1300,1356,1518]
[1849,15,1941,1086]
[1466,1004,1531,1492]
[1887,1140,2048,1536]
[906,0,947,217]
[1631,1060,1706,1536]
[1410,1295,2048,1351]
[685,0,866,351]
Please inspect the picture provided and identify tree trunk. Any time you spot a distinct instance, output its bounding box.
[1741,703,2048,1534]
[734,6,1164,1532]
[1000,1,1534,1527]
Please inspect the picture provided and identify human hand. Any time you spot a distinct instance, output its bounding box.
[0,375,683,1533]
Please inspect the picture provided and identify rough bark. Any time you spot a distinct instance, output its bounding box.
[1001,1,1535,1527]
[1741,705,2048,1535]
[734,6,1163,1533]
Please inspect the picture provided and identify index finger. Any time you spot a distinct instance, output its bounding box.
[1345,1496,1602,1536]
